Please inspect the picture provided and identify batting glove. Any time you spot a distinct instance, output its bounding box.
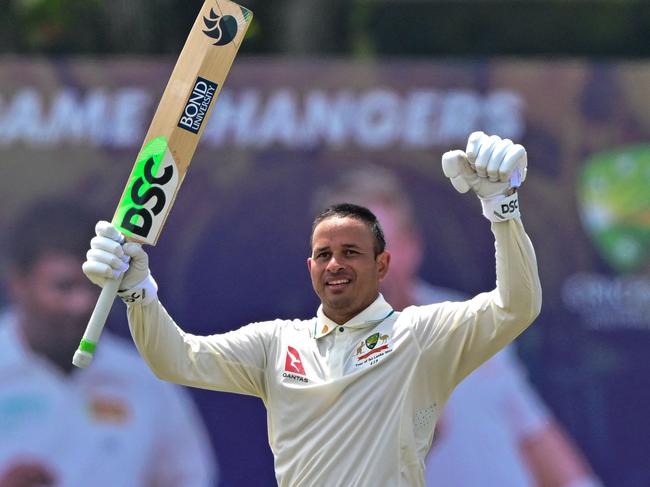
[442,131,527,222]
[82,221,158,305]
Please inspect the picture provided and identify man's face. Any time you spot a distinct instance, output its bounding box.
[9,252,99,369]
[308,216,390,324]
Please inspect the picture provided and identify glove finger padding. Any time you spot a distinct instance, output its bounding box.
[95,220,124,242]
[83,224,130,287]
[486,138,514,182]
[474,135,502,179]
[465,131,487,165]
[85,248,128,276]
[442,150,474,194]
[82,260,114,287]
[89,236,128,267]
[501,144,527,187]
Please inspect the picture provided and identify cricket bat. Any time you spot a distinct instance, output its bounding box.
[73,0,253,368]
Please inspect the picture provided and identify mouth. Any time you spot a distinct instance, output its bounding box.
[326,278,351,289]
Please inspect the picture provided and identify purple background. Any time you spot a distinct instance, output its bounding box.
[1,58,649,486]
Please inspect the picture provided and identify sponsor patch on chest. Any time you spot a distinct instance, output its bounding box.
[281,346,311,383]
[354,332,393,368]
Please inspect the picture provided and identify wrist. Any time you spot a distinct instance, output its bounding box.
[480,190,520,222]
[118,273,158,305]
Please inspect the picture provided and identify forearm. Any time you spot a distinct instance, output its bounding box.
[445,218,542,384]
[127,300,267,396]
[492,217,542,329]
[127,300,201,385]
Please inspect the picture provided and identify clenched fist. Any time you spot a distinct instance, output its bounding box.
[442,131,527,222]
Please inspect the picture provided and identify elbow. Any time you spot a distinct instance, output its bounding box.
[531,293,542,322]
[147,360,175,383]
[526,280,542,325]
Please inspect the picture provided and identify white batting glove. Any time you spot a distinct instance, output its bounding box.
[442,131,527,222]
[82,221,158,305]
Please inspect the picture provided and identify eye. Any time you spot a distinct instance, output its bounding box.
[52,278,75,293]
[315,251,331,260]
[345,249,359,256]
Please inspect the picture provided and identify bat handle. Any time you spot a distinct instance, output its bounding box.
[72,276,123,368]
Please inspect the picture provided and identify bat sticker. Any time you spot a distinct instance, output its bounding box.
[203,8,238,45]
[114,136,180,242]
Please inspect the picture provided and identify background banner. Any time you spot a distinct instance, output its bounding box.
[1,58,649,486]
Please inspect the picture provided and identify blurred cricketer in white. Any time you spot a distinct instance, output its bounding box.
[84,132,542,486]
[0,199,216,487]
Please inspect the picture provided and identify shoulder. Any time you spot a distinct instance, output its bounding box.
[244,317,315,334]
[223,318,315,347]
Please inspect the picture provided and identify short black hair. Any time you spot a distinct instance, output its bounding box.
[4,198,98,273]
[311,203,386,256]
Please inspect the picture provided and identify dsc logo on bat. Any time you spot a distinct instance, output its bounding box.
[115,137,180,244]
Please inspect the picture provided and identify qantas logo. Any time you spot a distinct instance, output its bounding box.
[202,8,238,46]
[284,346,306,375]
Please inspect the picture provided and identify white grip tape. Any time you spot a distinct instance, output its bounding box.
[481,191,520,222]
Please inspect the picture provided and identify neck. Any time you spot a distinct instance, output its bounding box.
[18,314,76,375]
[323,294,380,325]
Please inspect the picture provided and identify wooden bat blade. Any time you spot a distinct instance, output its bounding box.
[113,0,252,245]
[73,0,252,369]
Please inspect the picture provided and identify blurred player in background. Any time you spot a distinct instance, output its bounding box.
[0,199,217,487]
[315,165,602,487]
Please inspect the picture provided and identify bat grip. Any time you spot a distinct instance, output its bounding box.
[72,276,122,368]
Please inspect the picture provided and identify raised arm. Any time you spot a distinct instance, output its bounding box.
[415,132,542,391]
[83,222,269,398]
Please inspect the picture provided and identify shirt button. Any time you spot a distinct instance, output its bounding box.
[339,327,344,332]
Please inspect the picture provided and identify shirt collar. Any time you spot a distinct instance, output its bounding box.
[313,293,394,339]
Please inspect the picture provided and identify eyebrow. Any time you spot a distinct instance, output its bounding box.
[312,243,362,254]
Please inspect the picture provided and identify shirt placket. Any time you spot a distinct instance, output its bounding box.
[328,327,351,378]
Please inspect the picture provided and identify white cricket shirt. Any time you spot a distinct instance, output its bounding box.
[128,218,541,486]
[0,312,216,487]
[415,282,550,486]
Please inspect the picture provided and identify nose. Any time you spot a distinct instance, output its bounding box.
[326,255,344,273]
[67,286,98,315]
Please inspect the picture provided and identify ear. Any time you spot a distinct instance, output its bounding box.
[376,251,391,281]
[306,257,313,273]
